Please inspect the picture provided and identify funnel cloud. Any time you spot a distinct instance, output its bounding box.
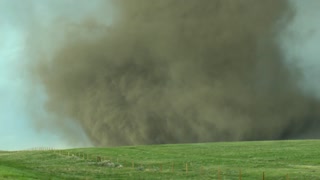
[28,0,320,146]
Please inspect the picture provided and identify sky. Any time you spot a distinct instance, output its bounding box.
[0,0,320,150]
[281,0,320,99]
[0,21,66,150]
[0,2,71,150]
[0,0,113,150]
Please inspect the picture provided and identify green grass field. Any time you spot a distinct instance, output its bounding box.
[1,140,320,179]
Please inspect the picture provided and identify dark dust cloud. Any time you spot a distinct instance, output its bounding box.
[29,0,320,146]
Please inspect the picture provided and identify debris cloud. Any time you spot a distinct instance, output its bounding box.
[29,0,320,146]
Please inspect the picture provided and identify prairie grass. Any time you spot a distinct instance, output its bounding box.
[1,140,320,179]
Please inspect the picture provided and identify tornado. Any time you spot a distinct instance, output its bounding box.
[28,0,320,146]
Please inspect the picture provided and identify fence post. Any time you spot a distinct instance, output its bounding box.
[172,162,174,172]
[286,173,289,180]
[185,163,188,175]
[239,169,242,180]
[218,168,221,180]
[262,172,265,180]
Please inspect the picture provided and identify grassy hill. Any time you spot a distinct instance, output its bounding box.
[1,140,320,179]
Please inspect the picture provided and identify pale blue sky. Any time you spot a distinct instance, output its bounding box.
[281,0,320,98]
[0,0,319,150]
[0,0,113,150]
[1,11,86,148]
[0,23,68,150]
